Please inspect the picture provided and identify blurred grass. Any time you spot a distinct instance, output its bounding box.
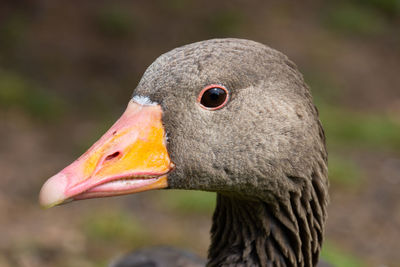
[82,210,149,247]
[94,5,136,39]
[157,190,216,214]
[308,69,400,186]
[307,68,400,153]
[318,102,400,151]
[324,2,387,36]
[158,0,194,12]
[0,70,66,121]
[205,10,243,36]
[355,0,400,17]
[321,242,365,267]
[328,153,364,188]
[314,99,400,187]
[304,72,343,104]
[0,13,28,50]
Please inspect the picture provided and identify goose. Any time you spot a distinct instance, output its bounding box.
[39,38,329,267]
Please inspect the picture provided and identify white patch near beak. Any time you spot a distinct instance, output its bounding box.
[132,95,158,106]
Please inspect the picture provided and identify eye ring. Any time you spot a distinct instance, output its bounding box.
[197,84,229,110]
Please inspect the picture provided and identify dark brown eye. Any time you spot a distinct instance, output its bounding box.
[198,84,229,110]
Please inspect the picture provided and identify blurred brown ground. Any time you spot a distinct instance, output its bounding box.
[1,1,400,266]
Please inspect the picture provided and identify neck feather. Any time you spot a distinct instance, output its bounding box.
[207,172,327,267]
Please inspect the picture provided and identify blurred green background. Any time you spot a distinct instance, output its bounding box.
[1,1,400,266]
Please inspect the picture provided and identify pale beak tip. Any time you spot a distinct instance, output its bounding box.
[39,173,68,208]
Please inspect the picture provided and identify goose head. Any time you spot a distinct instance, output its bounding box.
[39,37,327,216]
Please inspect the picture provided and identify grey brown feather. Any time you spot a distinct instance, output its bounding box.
[114,39,329,267]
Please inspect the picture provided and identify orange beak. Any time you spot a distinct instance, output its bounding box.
[39,100,174,208]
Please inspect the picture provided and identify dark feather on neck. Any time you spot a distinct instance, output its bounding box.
[208,163,328,267]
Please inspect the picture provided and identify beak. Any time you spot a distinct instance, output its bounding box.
[39,100,174,208]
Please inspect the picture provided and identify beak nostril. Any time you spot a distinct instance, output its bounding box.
[105,151,121,161]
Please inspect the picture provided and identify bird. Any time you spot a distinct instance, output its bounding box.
[39,38,329,267]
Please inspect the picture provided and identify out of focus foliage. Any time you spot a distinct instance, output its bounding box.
[321,242,365,267]
[95,5,136,39]
[0,70,65,121]
[1,0,399,266]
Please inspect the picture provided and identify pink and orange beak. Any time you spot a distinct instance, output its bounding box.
[39,100,174,208]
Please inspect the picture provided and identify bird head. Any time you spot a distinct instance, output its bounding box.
[39,39,327,208]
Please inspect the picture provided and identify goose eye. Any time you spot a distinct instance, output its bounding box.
[198,85,229,110]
